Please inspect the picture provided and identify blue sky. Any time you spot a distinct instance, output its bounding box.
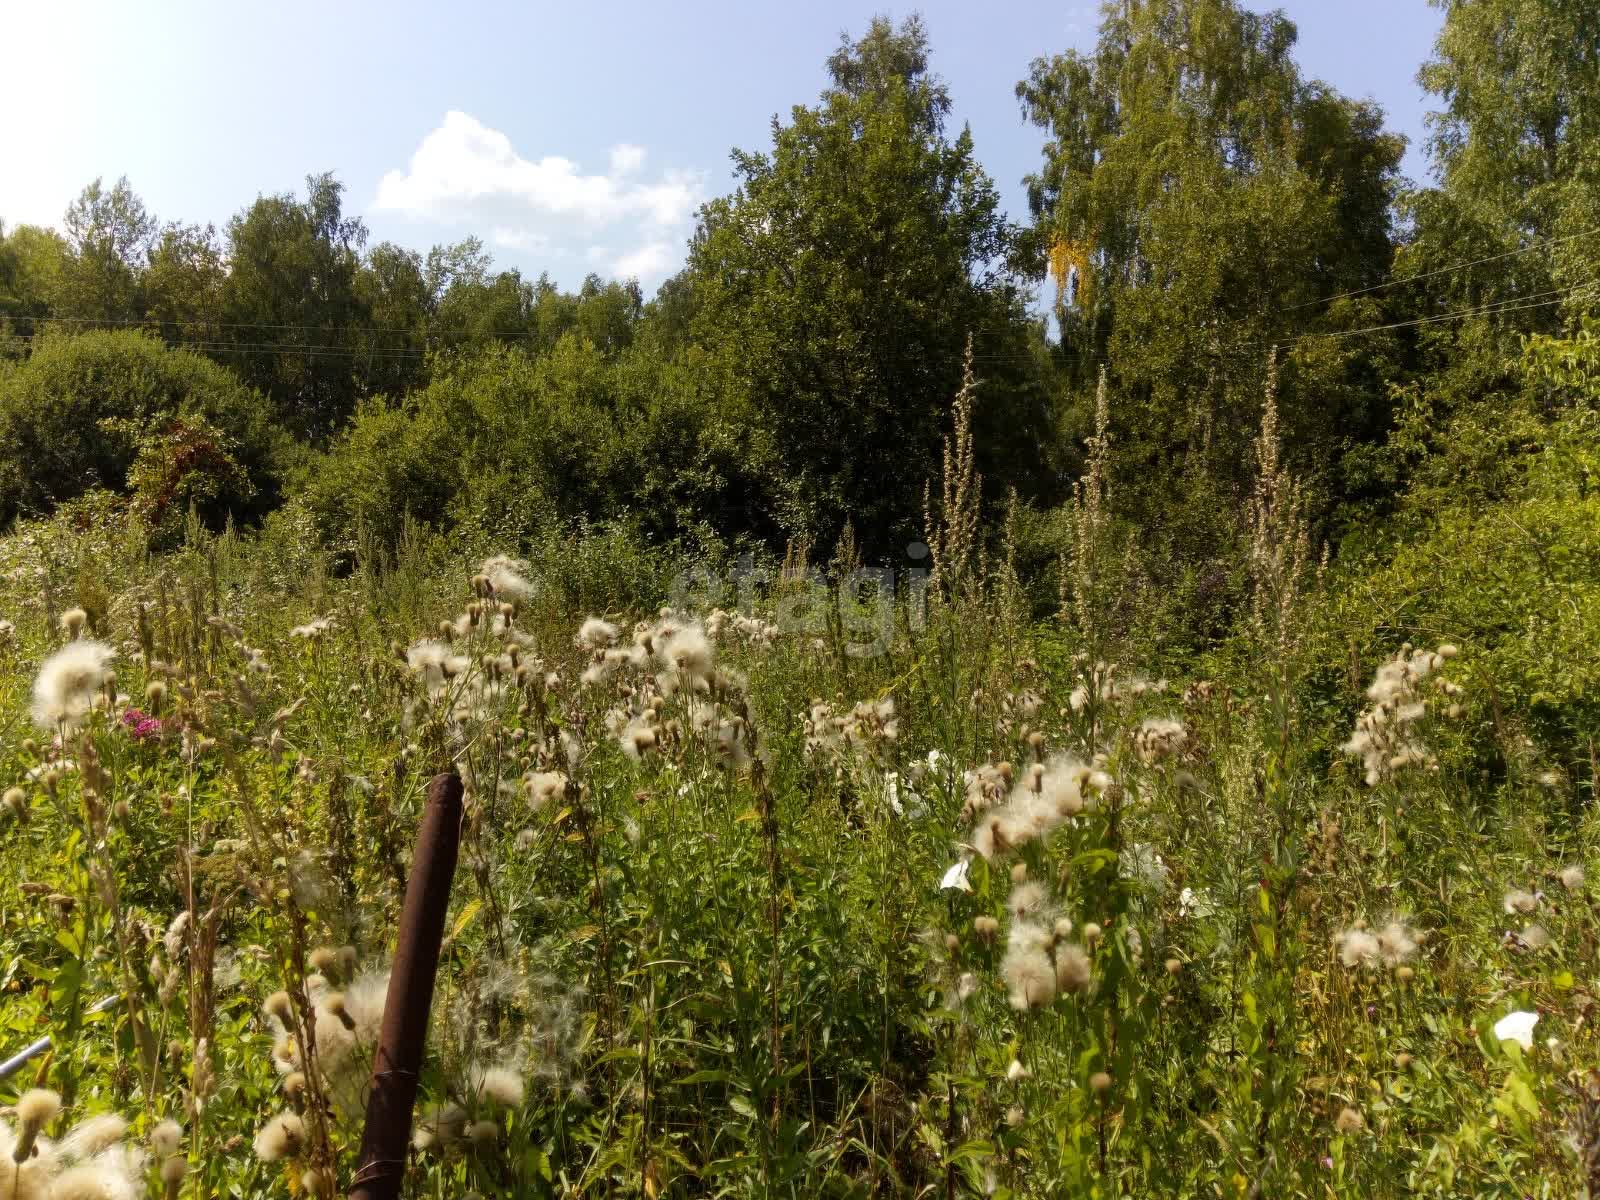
[1,1,1444,294]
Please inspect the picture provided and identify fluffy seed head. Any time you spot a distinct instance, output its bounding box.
[1056,943,1092,994]
[253,1112,304,1161]
[58,1114,127,1159]
[1002,931,1056,1011]
[1375,919,1419,966]
[149,1120,182,1159]
[1503,888,1538,915]
[16,1089,61,1128]
[1338,928,1381,968]
[577,618,619,650]
[471,1065,525,1108]
[31,640,116,732]
[263,991,294,1025]
[1560,864,1586,892]
[60,608,88,638]
[1335,1106,1364,1134]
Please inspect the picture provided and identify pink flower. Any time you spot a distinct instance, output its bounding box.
[121,709,163,741]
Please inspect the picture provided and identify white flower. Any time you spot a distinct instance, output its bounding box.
[1492,1009,1539,1050]
[1120,843,1169,895]
[939,860,972,893]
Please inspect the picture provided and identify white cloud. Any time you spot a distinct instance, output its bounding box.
[374,111,702,283]
[490,227,551,253]
[610,143,646,174]
[612,241,676,281]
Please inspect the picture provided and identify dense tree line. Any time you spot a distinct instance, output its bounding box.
[1,1,1595,611]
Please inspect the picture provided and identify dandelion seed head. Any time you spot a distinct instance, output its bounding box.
[1002,929,1056,1011]
[479,556,533,604]
[412,1104,466,1152]
[1133,716,1188,764]
[289,616,335,641]
[577,618,619,650]
[46,1157,145,1200]
[1008,881,1049,923]
[149,1121,182,1161]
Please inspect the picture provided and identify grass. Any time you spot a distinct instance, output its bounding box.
[0,501,1596,1199]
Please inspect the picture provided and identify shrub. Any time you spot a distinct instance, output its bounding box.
[0,329,287,526]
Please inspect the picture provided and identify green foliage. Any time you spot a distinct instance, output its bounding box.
[1324,328,1600,789]
[122,415,256,546]
[0,330,288,527]
[1016,0,1406,549]
[1415,0,1600,311]
[302,338,766,566]
[221,172,370,439]
[685,16,1049,553]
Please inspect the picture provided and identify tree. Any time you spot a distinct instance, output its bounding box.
[1361,1,1600,526]
[222,172,369,438]
[1016,0,1406,532]
[424,236,492,304]
[144,222,226,343]
[684,15,1043,552]
[0,223,71,342]
[57,176,155,323]
[1412,0,1600,313]
[354,241,430,396]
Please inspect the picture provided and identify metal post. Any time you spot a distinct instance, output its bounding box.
[348,772,463,1200]
[0,995,120,1082]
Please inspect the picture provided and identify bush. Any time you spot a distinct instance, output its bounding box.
[0,329,288,526]
[302,338,769,563]
[1321,337,1600,790]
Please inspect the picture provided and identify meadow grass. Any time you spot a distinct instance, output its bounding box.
[0,497,1595,1199]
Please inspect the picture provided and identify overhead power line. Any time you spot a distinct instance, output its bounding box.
[1283,226,1600,312]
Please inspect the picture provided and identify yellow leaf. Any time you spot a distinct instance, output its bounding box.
[446,899,482,944]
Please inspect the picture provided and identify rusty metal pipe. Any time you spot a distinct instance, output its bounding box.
[348,772,463,1200]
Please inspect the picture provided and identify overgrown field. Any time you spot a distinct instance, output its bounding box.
[1,372,1598,1200]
